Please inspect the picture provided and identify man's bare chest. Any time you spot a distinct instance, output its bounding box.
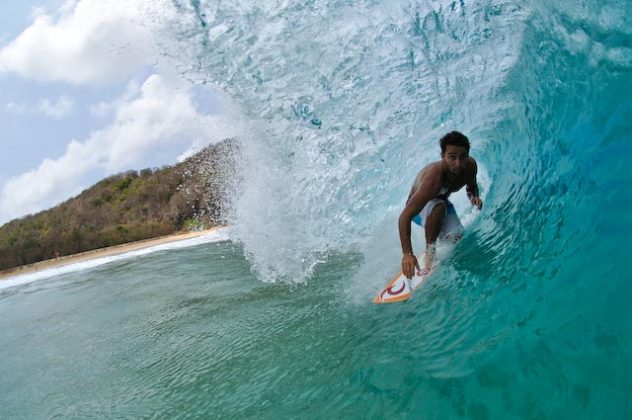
[445,176,469,193]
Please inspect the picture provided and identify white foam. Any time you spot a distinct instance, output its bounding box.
[0,228,231,291]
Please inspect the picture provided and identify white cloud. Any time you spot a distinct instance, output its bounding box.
[6,102,26,114]
[89,101,113,118]
[0,0,170,85]
[36,95,75,118]
[89,79,145,118]
[0,74,240,225]
[5,95,74,118]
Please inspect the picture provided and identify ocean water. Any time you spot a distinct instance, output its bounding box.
[2,0,632,418]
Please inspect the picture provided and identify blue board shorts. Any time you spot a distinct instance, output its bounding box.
[412,198,464,242]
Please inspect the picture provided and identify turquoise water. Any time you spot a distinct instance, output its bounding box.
[2,0,632,417]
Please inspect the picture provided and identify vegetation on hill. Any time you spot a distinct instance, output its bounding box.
[0,139,239,271]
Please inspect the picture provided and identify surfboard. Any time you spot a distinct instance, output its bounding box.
[373,255,432,304]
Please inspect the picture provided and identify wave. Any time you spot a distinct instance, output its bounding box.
[167,0,631,288]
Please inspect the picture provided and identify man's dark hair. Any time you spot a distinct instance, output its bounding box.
[440,131,470,153]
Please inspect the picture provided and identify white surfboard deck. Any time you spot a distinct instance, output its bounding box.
[373,255,433,304]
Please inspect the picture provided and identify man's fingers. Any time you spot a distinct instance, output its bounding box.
[411,257,419,279]
[406,262,414,279]
[402,254,423,279]
[402,256,415,279]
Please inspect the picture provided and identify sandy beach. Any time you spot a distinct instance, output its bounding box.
[0,227,227,281]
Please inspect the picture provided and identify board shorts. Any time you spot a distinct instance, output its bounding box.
[412,198,464,242]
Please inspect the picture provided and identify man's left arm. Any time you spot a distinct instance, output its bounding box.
[466,158,483,210]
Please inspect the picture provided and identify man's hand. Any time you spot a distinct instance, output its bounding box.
[402,253,420,279]
[471,196,483,210]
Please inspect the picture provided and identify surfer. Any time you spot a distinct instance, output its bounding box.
[399,131,483,279]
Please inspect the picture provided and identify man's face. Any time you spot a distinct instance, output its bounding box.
[441,145,469,175]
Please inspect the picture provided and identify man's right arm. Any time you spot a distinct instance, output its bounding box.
[398,167,442,278]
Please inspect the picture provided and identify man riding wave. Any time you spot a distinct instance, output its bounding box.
[398,131,483,279]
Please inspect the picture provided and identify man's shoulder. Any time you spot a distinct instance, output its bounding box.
[468,156,478,172]
[420,161,446,184]
[465,157,478,180]
[425,160,444,173]
[418,161,444,178]
[413,161,443,188]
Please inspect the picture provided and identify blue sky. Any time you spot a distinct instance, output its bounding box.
[0,0,238,226]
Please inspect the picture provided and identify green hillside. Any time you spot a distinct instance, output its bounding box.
[0,139,239,271]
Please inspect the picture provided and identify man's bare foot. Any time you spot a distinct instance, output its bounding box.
[416,267,431,276]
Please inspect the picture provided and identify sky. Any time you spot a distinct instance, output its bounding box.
[0,0,238,226]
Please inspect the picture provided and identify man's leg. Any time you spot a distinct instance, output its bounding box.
[443,203,464,243]
[423,201,446,271]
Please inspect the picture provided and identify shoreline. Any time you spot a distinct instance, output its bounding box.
[0,227,227,281]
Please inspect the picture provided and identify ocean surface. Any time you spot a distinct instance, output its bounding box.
[2,0,632,418]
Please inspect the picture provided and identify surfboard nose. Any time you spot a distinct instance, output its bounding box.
[373,277,412,304]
